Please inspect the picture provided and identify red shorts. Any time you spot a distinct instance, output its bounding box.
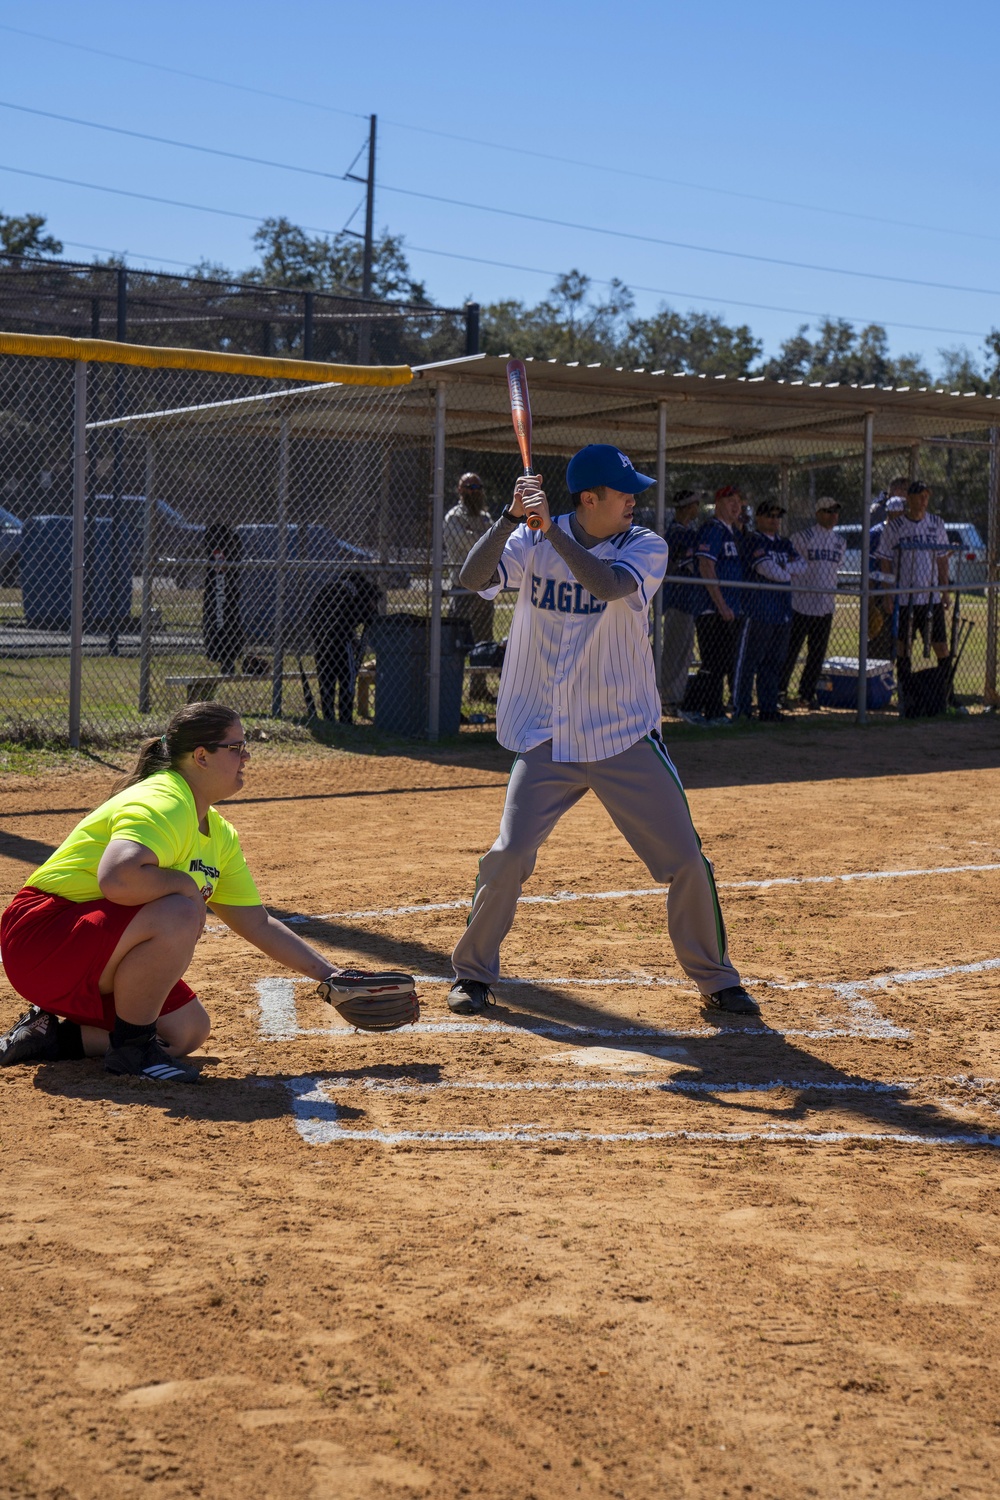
[0,886,196,1031]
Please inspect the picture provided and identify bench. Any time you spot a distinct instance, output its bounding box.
[166,666,375,717]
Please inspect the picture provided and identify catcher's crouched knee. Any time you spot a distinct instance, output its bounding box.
[316,969,420,1032]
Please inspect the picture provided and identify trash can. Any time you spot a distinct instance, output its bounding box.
[21,514,133,631]
[369,613,467,737]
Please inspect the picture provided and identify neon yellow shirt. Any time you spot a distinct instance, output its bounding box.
[28,769,260,907]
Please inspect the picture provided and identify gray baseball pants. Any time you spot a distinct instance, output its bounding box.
[452,734,740,996]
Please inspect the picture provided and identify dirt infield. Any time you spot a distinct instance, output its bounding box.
[2,720,999,1499]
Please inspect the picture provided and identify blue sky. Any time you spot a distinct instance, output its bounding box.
[2,1,998,372]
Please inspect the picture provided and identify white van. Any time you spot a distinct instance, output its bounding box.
[835,520,987,590]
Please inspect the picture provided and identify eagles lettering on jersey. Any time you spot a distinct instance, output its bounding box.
[481,513,669,762]
[530,574,608,615]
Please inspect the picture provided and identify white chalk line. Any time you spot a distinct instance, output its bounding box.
[281,862,1000,926]
[317,1074,998,1098]
[286,1079,1000,1150]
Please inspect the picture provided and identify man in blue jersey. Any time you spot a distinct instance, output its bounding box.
[679,485,745,725]
[660,490,702,711]
[733,501,805,721]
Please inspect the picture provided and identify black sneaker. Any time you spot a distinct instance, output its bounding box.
[104,1035,201,1084]
[318,968,415,1004]
[706,985,761,1017]
[447,980,496,1015]
[0,1006,59,1066]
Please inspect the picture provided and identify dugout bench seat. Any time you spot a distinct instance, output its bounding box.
[165,667,375,717]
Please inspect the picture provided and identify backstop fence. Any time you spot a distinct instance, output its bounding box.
[0,340,997,750]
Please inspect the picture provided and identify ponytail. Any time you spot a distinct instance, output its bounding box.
[113,702,242,795]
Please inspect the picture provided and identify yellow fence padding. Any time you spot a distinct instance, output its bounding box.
[0,331,412,386]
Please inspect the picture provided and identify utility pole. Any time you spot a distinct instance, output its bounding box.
[357,114,377,363]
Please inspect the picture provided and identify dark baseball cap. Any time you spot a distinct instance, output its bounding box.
[907,480,930,495]
[756,501,786,516]
[566,444,655,495]
[672,488,699,507]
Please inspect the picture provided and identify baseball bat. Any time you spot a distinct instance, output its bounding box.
[505,357,542,531]
[297,653,318,720]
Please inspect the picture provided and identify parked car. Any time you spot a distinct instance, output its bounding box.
[835,520,987,591]
[0,505,21,587]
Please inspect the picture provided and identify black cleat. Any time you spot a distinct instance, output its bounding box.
[104,1035,201,1084]
[707,985,761,1017]
[447,980,496,1016]
[0,1006,59,1066]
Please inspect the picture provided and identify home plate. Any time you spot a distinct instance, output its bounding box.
[543,1045,691,1073]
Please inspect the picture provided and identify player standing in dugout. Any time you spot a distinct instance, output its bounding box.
[447,444,759,1019]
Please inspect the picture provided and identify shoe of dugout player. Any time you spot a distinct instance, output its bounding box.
[705,714,734,728]
[677,709,705,725]
[321,968,416,1002]
[706,985,761,1017]
[447,980,496,1015]
[104,1035,201,1084]
[0,1006,59,1066]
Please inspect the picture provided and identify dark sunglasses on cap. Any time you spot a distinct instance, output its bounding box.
[459,481,483,490]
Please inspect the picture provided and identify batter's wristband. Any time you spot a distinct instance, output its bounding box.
[500,509,521,526]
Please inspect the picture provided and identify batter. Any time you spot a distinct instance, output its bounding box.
[448,444,758,1018]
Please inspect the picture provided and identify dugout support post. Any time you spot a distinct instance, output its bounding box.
[653,401,667,691]
[271,414,290,718]
[68,359,87,749]
[857,410,874,724]
[428,380,447,740]
[138,438,157,716]
[986,426,999,708]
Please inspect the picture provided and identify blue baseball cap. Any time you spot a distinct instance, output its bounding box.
[566,444,655,496]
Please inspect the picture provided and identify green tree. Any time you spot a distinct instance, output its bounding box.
[247,216,429,302]
[761,317,930,386]
[622,307,761,375]
[0,211,62,260]
[481,271,634,363]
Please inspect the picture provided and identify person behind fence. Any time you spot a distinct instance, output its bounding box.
[868,491,906,657]
[869,474,909,530]
[445,444,759,1020]
[780,496,846,709]
[733,501,805,722]
[444,471,496,699]
[875,481,951,670]
[660,489,702,712]
[202,522,244,677]
[0,703,408,1084]
[679,485,746,725]
[308,570,382,723]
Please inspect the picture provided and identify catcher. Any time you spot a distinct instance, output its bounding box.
[0,702,417,1085]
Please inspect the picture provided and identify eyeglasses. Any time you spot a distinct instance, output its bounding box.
[205,739,249,756]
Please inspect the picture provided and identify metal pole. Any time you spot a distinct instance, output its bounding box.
[908,444,920,484]
[303,291,314,361]
[653,401,667,693]
[986,426,999,708]
[68,361,87,748]
[779,462,790,511]
[428,382,446,740]
[271,415,290,717]
[464,302,480,357]
[108,269,128,657]
[138,438,156,716]
[358,114,377,365]
[857,411,874,724]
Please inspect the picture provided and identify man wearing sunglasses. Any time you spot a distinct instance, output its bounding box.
[444,472,497,699]
[781,497,847,709]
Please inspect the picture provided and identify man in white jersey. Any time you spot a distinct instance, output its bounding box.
[780,497,847,707]
[876,481,951,665]
[447,444,758,1018]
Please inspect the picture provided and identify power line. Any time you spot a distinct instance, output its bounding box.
[0,98,353,187]
[5,100,1000,301]
[402,242,989,341]
[2,20,998,249]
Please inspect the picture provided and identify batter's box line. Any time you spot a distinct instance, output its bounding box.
[254,964,953,1044]
[274,861,1000,926]
[285,1078,1000,1150]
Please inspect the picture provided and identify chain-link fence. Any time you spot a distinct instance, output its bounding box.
[1,344,998,750]
[0,255,476,367]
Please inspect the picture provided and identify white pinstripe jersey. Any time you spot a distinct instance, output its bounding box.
[480,514,669,762]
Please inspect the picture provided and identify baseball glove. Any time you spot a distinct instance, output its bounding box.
[316,968,419,1032]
